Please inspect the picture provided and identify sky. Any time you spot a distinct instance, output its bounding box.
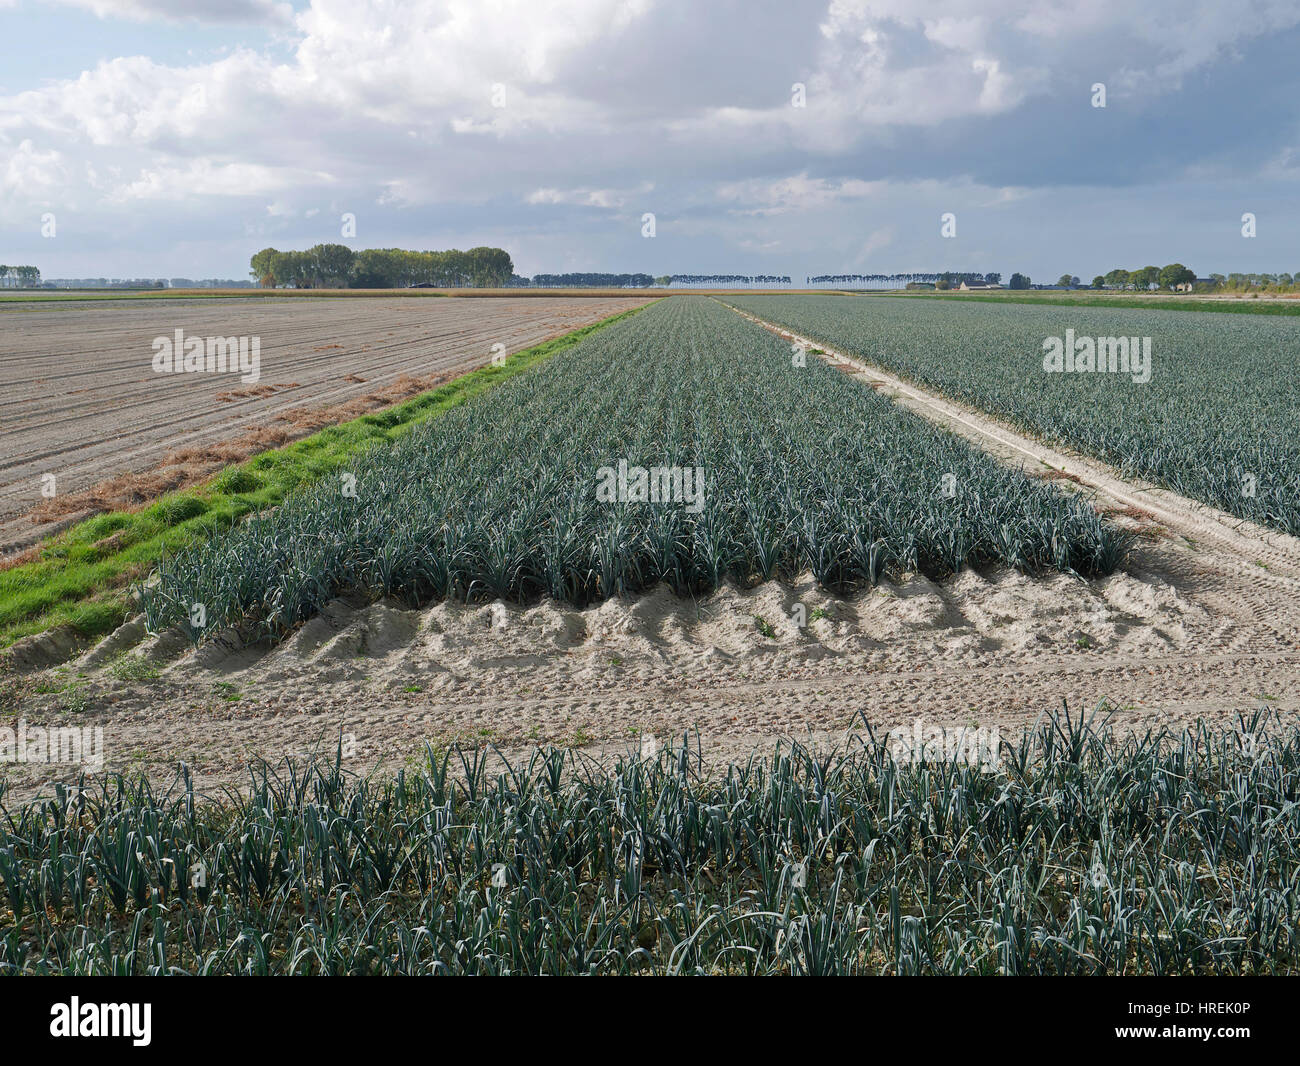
[1,0,1298,282]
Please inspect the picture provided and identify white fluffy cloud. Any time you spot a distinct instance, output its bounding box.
[1,0,1297,276]
[52,0,293,23]
[7,0,1295,206]
[717,175,885,216]
[0,139,66,199]
[111,159,334,201]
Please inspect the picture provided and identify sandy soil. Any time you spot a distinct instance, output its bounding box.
[0,295,651,556]
[2,302,1297,800]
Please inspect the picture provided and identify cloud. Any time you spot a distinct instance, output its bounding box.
[110,159,334,201]
[717,174,884,216]
[2,0,1299,277]
[0,139,66,202]
[9,0,1297,202]
[525,184,650,210]
[52,0,293,23]
[853,227,894,265]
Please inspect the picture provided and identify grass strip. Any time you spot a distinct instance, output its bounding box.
[0,303,652,649]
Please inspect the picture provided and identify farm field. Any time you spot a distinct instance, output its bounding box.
[2,713,1297,975]
[2,292,1298,796]
[11,0,1300,993]
[855,289,1300,315]
[0,294,652,556]
[724,294,1300,536]
[137,295,1124,640]
[3,292,1300,977]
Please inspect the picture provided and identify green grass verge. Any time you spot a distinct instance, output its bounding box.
[848,290,1300,315]
[0,303,652,650]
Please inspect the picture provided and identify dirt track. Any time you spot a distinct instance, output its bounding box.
[0,295,650,555]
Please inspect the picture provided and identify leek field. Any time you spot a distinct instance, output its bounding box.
[2,711,1297,975]
[725,294,1300,537]
[140,296,1125,642]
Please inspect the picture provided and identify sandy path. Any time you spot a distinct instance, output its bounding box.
[0,296,650,555]
[3,302,1298,799]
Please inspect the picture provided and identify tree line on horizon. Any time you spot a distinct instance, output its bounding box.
[528,273,658,287]
[20,252,1294,293]
[810,264,1300,294]
[514,273,794,287]
[1083,264,1196,290]
[810,272,990,284]
[1081,264,1300,292]
[665,274,793,286]
[808,272,1020,288]
[249,245,515,288]
[247,256,808,289]
[0,265,41,287]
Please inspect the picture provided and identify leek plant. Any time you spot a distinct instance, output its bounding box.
[141,297,1126,643]
[1,708,1297,975]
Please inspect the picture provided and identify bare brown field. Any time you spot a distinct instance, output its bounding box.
[0,287,830,304]
[0,295,651,555]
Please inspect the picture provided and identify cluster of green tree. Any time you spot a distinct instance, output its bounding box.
[0,265,42,287]
[250,245,514,288]
[1042,266,1300,293]
[1080,264,1196,290]
[528,273,656,287]
[1200,272,1300,291]
[1007,273,1032,289]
